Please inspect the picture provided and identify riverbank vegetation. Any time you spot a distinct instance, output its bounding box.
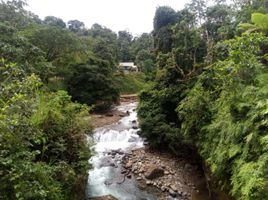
[138,0,268,199]
[0,60,92,199]
[115,73,152,94]
[0,0,153,199]
[1,0,267,199]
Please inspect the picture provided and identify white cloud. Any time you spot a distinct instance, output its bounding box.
[26,0,191,35]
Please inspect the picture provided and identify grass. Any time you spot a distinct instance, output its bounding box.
[115,72,152,94]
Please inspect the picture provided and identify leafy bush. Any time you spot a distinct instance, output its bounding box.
[67,58,119,111]
[114,72,152,94]
[0,60,92,200]
[178,33,268,200]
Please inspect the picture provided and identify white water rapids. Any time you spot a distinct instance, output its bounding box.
[86,102,157,200]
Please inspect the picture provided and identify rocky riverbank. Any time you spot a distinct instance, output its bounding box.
[121,147,211,200]
[88,98,212,200]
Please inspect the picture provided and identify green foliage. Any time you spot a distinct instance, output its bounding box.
[139,1,268,199]
[138,85,183,151]
[117,30,133,62]
[234,0,268,23]
[239,13,268,35]
[0,0,122,107]
[44,16,66,28]
[178,33,268,199]
[204,4,234,41]
[88,24,119,64]
[0,60,92,200]
[138,4,206,154]
[135,49,155,78]
[114,73,152,94]
[0,0,30,30]
[67,58,119,111]
[153,6,178,31]
[153,6,178,53]
[67,20,85,32]
[0,22,53,81]
[23,25,83,69]
[173,9,207,70]
[0,1,158,199]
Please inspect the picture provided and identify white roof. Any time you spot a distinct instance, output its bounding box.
[119,62,135,67]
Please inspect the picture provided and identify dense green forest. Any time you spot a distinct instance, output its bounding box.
[138,0,268,200]
[1,0,268,199]
[0,0,153,199]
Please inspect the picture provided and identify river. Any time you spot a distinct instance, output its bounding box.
[86,102,158,199]
[85,102,226,200]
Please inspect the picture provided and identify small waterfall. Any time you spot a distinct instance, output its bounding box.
[86,102,156,200]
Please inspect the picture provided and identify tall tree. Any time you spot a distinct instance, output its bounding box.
[186,0,207,26]
[117,30,133,61]
[67,19,85,32]
[153,6,178,31]
[44,16,66,28]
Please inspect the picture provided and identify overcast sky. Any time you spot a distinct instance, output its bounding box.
[26,0,191,35]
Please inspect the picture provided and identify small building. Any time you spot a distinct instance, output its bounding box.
[119,62,138,73]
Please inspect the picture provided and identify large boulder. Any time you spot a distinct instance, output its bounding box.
[144,165,164,179]
[89,195,117,200]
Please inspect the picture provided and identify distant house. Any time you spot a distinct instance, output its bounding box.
[118,62,138,73]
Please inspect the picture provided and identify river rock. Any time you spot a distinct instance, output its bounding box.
[169,189,177,197]
[124,161,133,168]
[110,149,124,156]
[161,186,166,192]
[100,157,116,168]
[132,125,138,129]
[182,192,188,196]
[170,185,178,192]
[89,195,117,200]
[164,170,169,175]
[104,180,112,185]
[144,165,164,179]
[146,180,152,185]
[143,141,149,145]
[109,162,116,167]
[128,135,139,142]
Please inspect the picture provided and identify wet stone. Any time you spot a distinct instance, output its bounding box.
[169,189,177,197]
[144,165,164,179]
[146,180,152,185]
[170,185,177,192]
[164,171,169,175]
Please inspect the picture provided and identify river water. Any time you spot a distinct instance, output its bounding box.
[86,102,158,200]
[86,102,228,200]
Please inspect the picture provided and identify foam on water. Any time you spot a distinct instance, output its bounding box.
[86,102,157,200]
